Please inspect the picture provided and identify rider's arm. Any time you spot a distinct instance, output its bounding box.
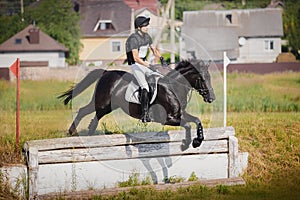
[149,45,162,58]
[132,49,151,67]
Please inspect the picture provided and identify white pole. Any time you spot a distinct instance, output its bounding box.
[223,52,230,127]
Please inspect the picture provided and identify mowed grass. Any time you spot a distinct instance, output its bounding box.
[0,72,299,199]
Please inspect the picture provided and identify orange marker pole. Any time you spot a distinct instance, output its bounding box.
[16,58,20,148]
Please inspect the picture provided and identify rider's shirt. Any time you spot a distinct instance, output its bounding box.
[126,31,152,65]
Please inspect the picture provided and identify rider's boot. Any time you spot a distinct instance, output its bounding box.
[140,88,151,123]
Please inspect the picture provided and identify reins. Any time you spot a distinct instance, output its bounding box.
[150,63,201,104]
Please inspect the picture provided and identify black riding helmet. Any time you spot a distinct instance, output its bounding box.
[134,16,150,29]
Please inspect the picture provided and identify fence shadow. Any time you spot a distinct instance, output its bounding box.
[124,132,172,184]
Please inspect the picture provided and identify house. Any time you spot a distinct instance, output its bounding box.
[0,24,68,68]
[76,0,131,66]
[123,0,159,15]
[124,0,161,35]
[75,0,163,66]
[181,8,284,63]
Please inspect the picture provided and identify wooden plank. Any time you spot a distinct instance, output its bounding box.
[38,177,245,200]
[35,153,229,195]
[28,147,39,200]
[37,140,228,164]
[228,136,239,178]
[24,127,235,151]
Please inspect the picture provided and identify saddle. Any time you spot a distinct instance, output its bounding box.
[125,71,162,104]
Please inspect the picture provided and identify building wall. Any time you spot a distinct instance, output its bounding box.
[79,37,127,65]
[237,37,281,63]
[0,52,66,68]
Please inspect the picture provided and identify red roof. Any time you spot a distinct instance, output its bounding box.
[123,0,159,14]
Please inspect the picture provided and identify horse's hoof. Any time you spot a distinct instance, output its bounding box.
[181,139,191,151]
[192,138,202,148]
[68,129,78,137]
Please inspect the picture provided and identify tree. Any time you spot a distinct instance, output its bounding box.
[282,0,300,59]
[24,0,81,65]
[0,14,26,44]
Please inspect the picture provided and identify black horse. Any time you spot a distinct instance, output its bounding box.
[58,60,215,150]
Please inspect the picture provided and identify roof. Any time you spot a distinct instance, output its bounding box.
[124,0,159,15]
[78,0,131,37]
[0,25,68,52]
[182,8,283,61]
[183,8,283,37]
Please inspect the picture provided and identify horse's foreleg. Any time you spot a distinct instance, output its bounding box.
[180,119,192,151]
[165,117,192,151]
[182,112,204,148]
[69,101,95,136]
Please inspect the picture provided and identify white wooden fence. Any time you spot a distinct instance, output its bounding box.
[23,126,248,199]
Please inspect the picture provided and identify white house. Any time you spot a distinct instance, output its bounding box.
[181,8,284,63]
[0,25,68,68]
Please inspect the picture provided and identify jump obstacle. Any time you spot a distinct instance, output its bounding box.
[22,126,248,199]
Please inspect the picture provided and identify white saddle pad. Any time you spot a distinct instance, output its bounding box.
[125,72,161,104]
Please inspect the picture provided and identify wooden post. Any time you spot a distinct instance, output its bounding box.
[28,147,39,199]
[228,136,239,178]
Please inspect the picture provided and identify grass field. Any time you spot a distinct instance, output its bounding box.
[0,72,299,199]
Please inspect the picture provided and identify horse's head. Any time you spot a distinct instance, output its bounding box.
[182,60,215,103]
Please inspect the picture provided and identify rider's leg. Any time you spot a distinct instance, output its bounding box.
[131,64,151,122]
[140,88,151,122]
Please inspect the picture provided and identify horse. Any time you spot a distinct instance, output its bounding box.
[58,59,215,150]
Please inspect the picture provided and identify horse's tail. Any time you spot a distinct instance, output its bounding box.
[57,69,106,105]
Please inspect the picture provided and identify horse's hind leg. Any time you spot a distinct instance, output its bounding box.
[87,107,112,135]
[69,100,95,136]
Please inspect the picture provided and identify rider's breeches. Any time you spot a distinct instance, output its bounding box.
[131,63,153,92]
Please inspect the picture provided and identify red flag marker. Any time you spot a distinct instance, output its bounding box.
[9,58,20,148]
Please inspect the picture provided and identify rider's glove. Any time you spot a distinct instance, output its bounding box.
[160,57,168,68]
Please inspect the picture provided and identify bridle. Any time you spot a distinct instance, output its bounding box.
[151,61,213,96]
[195,73,212,96]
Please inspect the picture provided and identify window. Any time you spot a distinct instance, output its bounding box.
[264,40,274,51]
[15,38,22,44]
[94,20,114,31]
[226,14,232,24]
[111,41,121,52]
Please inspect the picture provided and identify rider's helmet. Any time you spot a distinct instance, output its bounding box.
[134,16,150,29]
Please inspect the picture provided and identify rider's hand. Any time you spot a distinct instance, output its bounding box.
[160,57,168,68]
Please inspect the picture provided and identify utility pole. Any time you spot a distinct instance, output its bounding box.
[21,0,24,21]
[152,0,172,48]
[170,0,175,63]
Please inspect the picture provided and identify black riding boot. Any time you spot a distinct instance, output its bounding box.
[140,88,151,122]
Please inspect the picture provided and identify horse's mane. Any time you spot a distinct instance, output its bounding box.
[174,60,192,71]
[165,59,195,79]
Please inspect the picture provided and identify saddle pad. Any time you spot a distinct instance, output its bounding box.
[125,72,161,104]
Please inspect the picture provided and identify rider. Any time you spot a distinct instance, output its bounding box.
[126,16,167,123]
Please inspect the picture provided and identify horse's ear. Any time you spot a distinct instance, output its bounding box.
[197,59,206,67]
[206,60,212,68]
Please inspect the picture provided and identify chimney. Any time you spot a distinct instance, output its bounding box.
[29,27,40,44]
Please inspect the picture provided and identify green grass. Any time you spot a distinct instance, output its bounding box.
[0,72,299,199]
[0,79,72,111]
